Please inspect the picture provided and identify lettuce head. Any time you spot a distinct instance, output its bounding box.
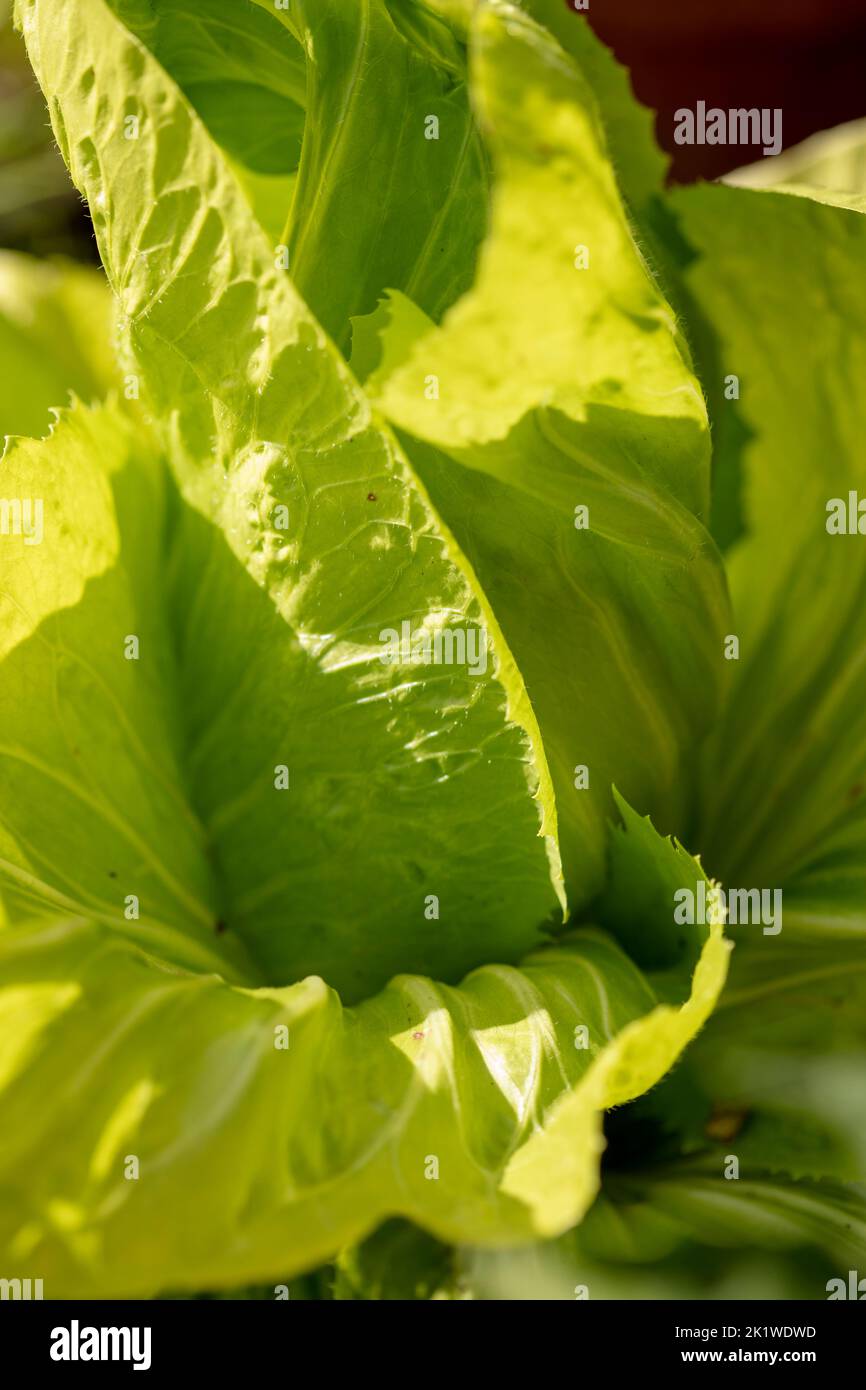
[0,0,863,1300]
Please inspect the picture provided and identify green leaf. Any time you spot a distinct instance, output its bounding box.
[371,1,731,910]
[727,116,866,202]
[580,1162,866,1270]
[416,0,473,35]
[514,1,667,208]
[672,183,866,890]
[0,252,115,438]
[461,1157,865,1300]
[692,936,866,1182]
[105,1,303,243]
[663,180,866,1191]
[113,0,307,175]
[16,0,576,998]
[0,838,728,1296]
[596,792,712,980]
[0,402,247,979]
[2,392,566,996]
[0,400,727,1295]
[254,0,489,352]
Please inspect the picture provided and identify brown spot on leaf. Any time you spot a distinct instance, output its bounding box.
[705,1106,748,1143]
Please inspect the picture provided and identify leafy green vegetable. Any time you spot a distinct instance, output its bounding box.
[661,181,866,1203]
[16,0,579,998]
[673,183,866,888]
[367,2,730,907]
[2,0,864,1300]
[0,0,732,1296]
[727,116,866,201]
[511,0,668,209]
[259,0,488,351]
[0,750,726,1293]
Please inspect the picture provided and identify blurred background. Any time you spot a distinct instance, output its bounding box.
[583,0,866,182]
[4,0,866,258]
[0,0,91,258]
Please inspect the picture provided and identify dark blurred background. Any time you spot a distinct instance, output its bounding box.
[3,0,866,259]
[0,2,89,257]
[582,0,866,182]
